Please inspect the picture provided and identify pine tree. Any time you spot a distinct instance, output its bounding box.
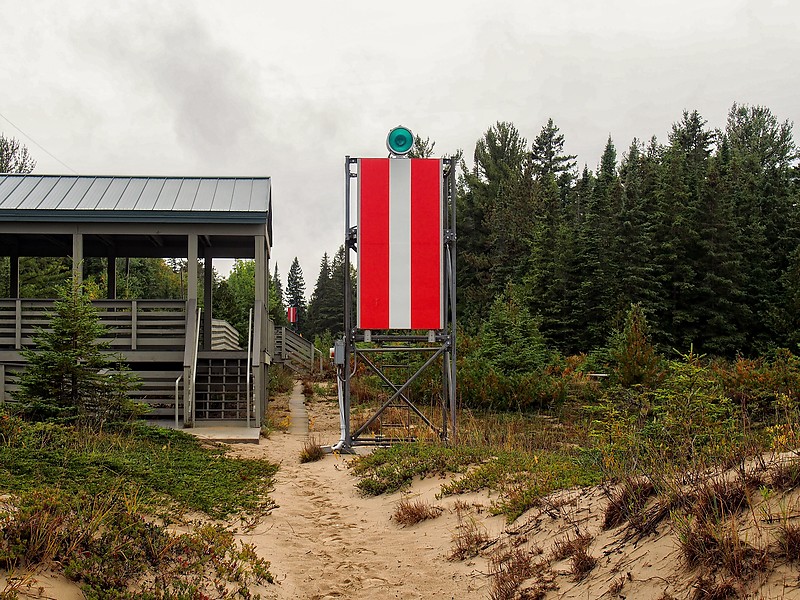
[530,118,577,197]
[724,103,799,350]
[15,278,139,424]
[286,257,307,331]
[458,122,528,329]
[305,253,331,338]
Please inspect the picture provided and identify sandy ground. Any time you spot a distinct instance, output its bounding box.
[231,382,503,600]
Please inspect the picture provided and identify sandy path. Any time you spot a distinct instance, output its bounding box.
[232,382,499,600]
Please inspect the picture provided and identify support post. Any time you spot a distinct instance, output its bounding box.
[107,255,116,299]
[9,253,19,299]
[254,234,267,427]
[72,233,83,284]
[203,249,213,351]
[342,156,355,449]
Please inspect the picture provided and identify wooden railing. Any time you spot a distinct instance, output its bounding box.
[0,299,187,351]
[275,326,315,374]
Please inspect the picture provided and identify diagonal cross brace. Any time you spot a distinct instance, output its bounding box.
[352,343,448,439]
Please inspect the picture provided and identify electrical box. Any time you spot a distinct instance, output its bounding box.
[333,339,345,366]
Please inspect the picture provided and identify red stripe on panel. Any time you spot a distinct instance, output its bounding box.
[410,159,442,329]
[358,159,390,329]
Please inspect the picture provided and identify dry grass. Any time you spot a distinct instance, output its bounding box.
[775,518,800,561]
[691,573,738,600]
[551,530,597,581]
[602,476,656,530]
[392,497,443,526]
[690,478,748,521]
[449,509,490,561]
[551,530,592,561]
[674,514,767,580]
[487,547,534,600]
[769,458,800,492]
[299,437,325,464]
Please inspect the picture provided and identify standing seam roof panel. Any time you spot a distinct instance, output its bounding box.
[154,179,183,210]
[250,179,270,211]
[230,179,253,211]
[0,177,25,208]
[60,178,95,209]
[193,179,218,210]
[38,178,79,209]
[211,179,235,211]
[173,178,200,210]
[81,178,114,209]
[17,177,60,209]
[95,178,131,209]
[137,179,167,211]
[3,177,42,209]
[117,178,147,209]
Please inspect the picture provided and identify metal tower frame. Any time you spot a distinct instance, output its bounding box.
[336,156,457,449]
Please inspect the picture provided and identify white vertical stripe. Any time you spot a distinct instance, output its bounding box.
[389,159,411,329]
[356,159,362,328]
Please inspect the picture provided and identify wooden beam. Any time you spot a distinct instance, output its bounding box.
[203,249,213,351]
[72,233,83,283]
[9,253,19,299]
[107,256,117,299]
[187,234,198,302]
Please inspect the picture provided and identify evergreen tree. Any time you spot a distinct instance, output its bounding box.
[286,257,307,331]
[458,122,528,328]
[15,278,140,425]
[273,263,283,307]
[724,104,799,350]
[530,118,577,196]
[305,253,332,338]
[408,135,435,158]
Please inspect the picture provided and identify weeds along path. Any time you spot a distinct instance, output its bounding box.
[231,382,492,600]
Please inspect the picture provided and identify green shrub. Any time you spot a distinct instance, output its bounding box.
[14,278,141,426]
[268,365,294,396]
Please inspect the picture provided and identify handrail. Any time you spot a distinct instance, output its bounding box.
[246,307,253,427]
[174,375,183,427]
[313,347,323,373]
[189,307,202,423]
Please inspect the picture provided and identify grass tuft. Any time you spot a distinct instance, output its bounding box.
[449,508,490,561]
[392,497,443,526]
[299,437,325,464]
[769,458,800,492]
[551,530,596,581]
[775,518,800,561]
[488,547,536,600]
[691,573,738,600]
[602,476,656,530]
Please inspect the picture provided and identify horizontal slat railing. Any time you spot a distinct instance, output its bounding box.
[274,326,314,374]
[0,299,186,351]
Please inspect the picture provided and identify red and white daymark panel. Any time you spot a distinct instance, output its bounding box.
[358,158,443,330]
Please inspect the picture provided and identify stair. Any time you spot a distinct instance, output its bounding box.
[130,367,184,419]
[274,327,315,374]
[194,356,253,421]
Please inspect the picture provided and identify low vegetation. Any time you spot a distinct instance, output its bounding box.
[347,303,800,598]
[299,436,325,463]
[392,497,443,526]
[0,412,279,598]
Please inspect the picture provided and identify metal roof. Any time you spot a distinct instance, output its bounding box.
[0,175,271,224]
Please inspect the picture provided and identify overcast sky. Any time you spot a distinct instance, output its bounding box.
[2,0,798,293]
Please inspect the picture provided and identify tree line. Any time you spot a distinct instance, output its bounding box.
[5,104,799,359]
[457,105,799,357]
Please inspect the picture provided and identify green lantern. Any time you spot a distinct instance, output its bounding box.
[386,126,414,156]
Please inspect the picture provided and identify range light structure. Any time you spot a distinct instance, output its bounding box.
[332,126,457,450]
